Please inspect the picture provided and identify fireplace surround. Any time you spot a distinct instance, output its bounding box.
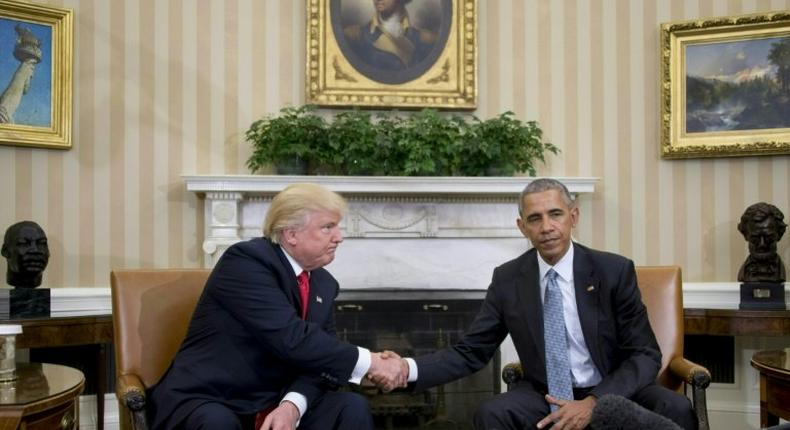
[183,175,597,291]
[335,289,497,429]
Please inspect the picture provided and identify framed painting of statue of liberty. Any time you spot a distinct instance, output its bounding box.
[0,1,72,149]
[306,0,477,109]
[661,11,790,158]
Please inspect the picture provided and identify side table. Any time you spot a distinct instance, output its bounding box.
[10,314,112,430]
[751,349,790,428]
[0,362,84,429]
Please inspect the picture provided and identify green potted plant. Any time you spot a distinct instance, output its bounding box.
[245,106,559,176]
[462,112,557,176]
[324,110,380,175]
[245,105,327,174]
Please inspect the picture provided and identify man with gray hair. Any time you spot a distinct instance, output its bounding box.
[377,178,695,430]
[148,183,405,430]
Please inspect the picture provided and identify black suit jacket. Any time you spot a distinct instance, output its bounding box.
[147,238,359,429]
[414,243,661,399]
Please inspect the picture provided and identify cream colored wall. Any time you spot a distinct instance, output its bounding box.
[0,0,788,288]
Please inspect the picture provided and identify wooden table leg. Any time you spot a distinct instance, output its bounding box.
[97,343,106,430]
[759,373,779,428]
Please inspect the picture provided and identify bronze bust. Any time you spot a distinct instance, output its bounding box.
[737,203,786,283]
[1,221,49,288]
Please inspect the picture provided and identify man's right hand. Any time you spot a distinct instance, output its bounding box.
[258,401,300,430]
[367,350,408,392]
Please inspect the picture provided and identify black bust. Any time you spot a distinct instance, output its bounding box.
[737,203,786,283]
[1,221,50,288]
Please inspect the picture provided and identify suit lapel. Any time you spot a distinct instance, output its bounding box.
[270,242,303,315]
[572,244,602,370]
[304,272,322,322]
[516,250,546,372]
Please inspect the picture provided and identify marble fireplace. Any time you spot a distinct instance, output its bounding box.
[183,175,597,289]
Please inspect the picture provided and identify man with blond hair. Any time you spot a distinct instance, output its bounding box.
[148,183,404,430]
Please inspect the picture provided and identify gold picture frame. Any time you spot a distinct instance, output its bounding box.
[0,0,72,149]
[306,0,477,109]
[660,11,790,159]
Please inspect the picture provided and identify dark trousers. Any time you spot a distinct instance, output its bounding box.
[472,383,697,430]
[176,391,373,430]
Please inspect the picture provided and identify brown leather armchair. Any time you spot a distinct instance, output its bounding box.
[501,266,711,430]
[111,269,211,430]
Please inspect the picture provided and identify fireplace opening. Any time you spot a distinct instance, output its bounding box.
[335,289,501,430]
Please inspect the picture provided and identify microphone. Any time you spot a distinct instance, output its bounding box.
[590,394,682,430]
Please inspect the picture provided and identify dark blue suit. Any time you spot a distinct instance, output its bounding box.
[413,243,695,429]
[147,238,367,429]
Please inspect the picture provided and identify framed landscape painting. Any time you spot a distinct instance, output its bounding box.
[661,12,790,158]
[306,0,478,109]
[0,1,72,149]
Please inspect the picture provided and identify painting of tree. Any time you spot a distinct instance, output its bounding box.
[685,36,790,133]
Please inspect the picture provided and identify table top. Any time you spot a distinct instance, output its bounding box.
[751,349,790,378]
[0,362,84,406]
[5,314,113,349]
[684,308,790,336]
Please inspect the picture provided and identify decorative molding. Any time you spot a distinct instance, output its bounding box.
[79,394,118,430]
[183,175,598,196]
[50,288,112,317]
[48,282,774,315]
[183,175,599,264]
[683,282,790,309]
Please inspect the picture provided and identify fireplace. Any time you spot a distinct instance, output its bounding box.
[335,289,499,430]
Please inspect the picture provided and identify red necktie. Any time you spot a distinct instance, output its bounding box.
[255,271,310,429]
[297,270,310,319]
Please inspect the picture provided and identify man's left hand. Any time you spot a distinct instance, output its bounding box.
[536,395,596,430]
[259,401,300,430]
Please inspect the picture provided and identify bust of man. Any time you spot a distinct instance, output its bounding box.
[737,203,787,283]
[1,221,49,288]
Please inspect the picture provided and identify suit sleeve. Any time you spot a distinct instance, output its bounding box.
[413,275,509,392]
[208,244,359,386]
[285,285,343,407]
[591,260,661,399]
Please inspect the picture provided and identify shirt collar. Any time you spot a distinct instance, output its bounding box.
[537,242,574,283]
[281,247,306,277]
[369,10,412,34]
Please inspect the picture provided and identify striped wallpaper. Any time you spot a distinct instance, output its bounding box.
[0,0,788,288]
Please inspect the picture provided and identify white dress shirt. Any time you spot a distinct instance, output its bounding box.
[537,243,602,387]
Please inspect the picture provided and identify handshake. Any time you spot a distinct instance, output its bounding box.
[365,350,410,392]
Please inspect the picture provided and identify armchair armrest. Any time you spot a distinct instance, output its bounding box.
[501,362,524,391]
[116,373,150,430]
[668,356,711,388]
[668,357,711,430]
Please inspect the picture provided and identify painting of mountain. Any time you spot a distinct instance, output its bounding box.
[685,36,790,133]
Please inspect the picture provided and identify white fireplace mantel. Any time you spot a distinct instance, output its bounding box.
[183,175,598,289]
[183,175,597,195]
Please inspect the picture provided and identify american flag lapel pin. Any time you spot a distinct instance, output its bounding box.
[586,285,595,292]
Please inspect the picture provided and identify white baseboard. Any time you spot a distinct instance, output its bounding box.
[53,282,785,315]
[79,394,119,430]
[50,287,112,316]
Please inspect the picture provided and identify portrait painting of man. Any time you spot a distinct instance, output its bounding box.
[331,0,452,85]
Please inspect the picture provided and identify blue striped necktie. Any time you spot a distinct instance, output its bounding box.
[543,269,574,411]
